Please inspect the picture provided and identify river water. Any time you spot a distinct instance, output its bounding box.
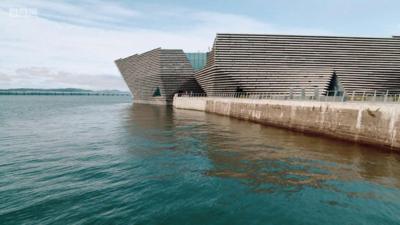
[1,96,400,225]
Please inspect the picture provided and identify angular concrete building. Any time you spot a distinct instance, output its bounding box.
[115,48,203,104]
[196,34,400,95]
[115,34,400,104]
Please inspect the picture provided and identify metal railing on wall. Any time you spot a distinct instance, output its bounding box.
[175,89,400,103]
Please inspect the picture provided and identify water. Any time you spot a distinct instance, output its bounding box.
[1,96,400,225]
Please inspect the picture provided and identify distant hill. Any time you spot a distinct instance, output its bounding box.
[1,88,92,92]
[0,88,131,96]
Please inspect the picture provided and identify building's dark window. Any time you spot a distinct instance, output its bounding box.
[235,86,243,93]
[153,87,161,97]
[235,86,244,97]
[327,72,344,96]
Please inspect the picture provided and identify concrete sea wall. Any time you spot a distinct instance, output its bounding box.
[173,96,400,151]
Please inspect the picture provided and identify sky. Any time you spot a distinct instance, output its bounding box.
[1,0,400,91]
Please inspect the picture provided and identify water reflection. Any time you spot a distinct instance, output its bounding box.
[124,104,400,193]
[183,108,400,189]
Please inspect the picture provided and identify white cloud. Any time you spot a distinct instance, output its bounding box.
[0,0,331,90]
[0,67,127,90]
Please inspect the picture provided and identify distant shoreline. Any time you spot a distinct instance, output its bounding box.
[0,88,131,96]
[0,92,131,96]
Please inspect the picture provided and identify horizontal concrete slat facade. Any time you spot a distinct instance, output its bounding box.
[195,33,400,94]
[115,48,203,104]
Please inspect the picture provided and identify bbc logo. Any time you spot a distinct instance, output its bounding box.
[9,7,38,18]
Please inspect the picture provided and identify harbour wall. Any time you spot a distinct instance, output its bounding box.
[173,96,400,151]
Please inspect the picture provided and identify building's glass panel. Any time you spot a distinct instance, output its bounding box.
[152,87,161,97]
[185,53,207,71]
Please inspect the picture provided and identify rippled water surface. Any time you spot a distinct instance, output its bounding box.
[1,96,400,225]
